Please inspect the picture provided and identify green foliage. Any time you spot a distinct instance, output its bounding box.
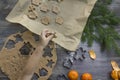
[81,0,120,54]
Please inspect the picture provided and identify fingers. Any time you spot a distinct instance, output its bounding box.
[40,29,55,48]
[46,32,56,37]
[41,29,55,38]
[47,34,54,41]
[41,29,49,39]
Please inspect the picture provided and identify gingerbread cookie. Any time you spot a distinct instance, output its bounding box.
[55,16,63,25]
[27,11,38,19]
[28,5,36,12]
[57,0,64,3]
[41,16,50,25]
[52,5,60,14]
[31,0,42,6]
[40,3,49,12]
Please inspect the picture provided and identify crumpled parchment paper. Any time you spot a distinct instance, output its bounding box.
[6,0,97,51]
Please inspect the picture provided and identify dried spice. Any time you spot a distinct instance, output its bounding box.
[88,50,96,60]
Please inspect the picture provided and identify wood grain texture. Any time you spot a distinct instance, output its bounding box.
[0,0,120,80]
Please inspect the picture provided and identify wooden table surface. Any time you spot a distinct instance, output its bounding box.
[0,0,120,80]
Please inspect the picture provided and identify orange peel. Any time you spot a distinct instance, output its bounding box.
[88,50,96,60]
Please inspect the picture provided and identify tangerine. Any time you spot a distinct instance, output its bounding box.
[68,70,79,80]
[81,73,92,80]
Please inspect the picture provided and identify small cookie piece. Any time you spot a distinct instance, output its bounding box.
[55,17,63,25]
[31,0,42,6]
[52,5,60,14]
[40,4,49,12]
[41,16,50,25]
[28,5,35,12]
[46,32,57,38]
[27,11,38,19]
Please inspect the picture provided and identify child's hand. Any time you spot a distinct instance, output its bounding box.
[40,29,55,49]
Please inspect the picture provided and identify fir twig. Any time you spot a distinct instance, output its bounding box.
[81,0,120,54]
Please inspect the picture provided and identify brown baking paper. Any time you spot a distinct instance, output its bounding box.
[6,0,97,51]
[0,31,57,80]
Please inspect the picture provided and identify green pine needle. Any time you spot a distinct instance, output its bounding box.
[81,0,120,54]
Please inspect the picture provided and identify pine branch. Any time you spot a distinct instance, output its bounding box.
[81,0,120,54]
